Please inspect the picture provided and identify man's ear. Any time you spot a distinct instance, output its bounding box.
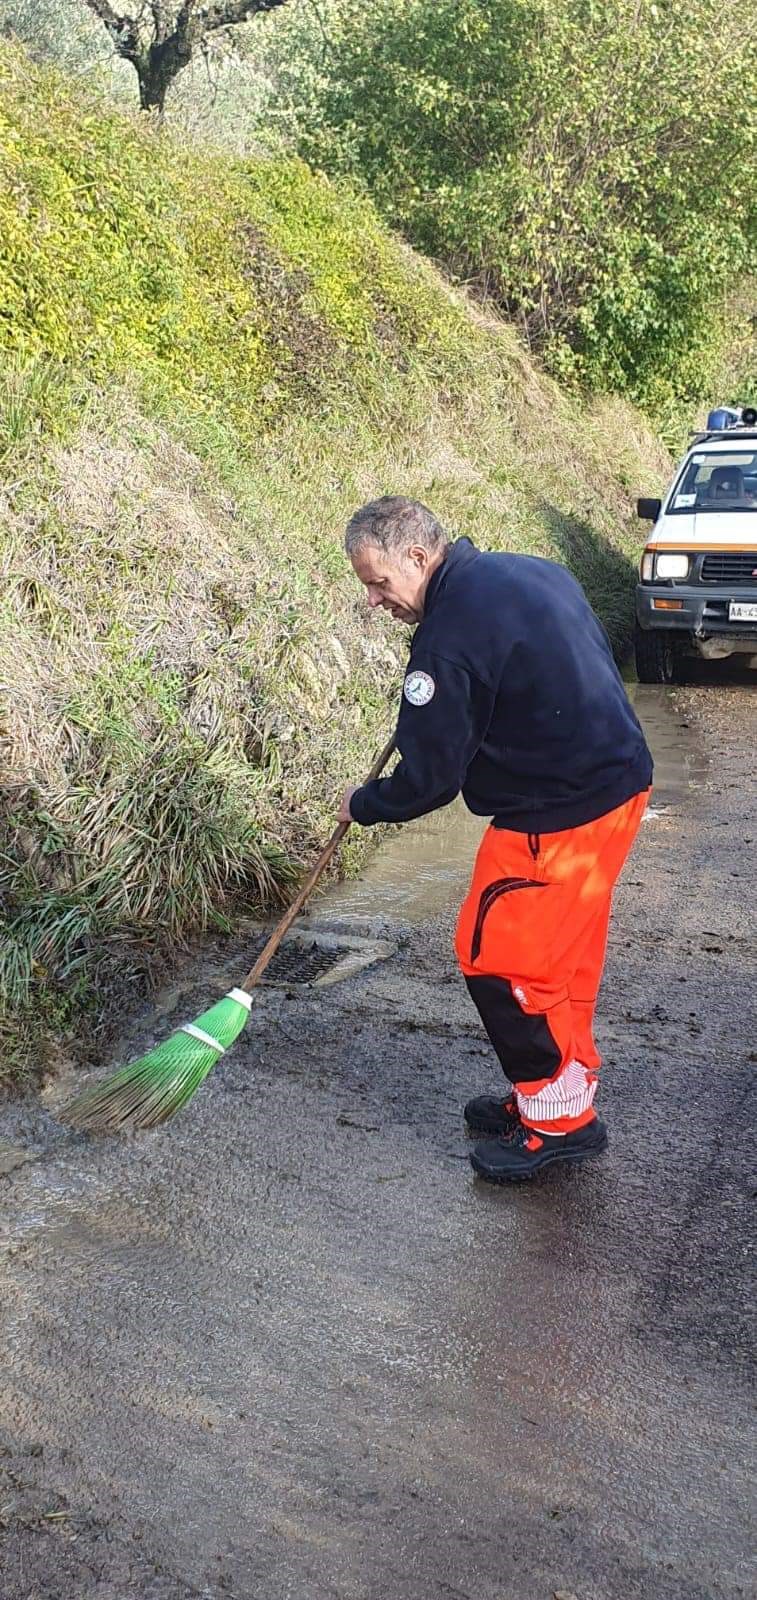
[408,543,430,571]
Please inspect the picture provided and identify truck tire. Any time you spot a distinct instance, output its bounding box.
[634,625,681,684]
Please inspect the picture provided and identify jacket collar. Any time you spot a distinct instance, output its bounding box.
[423,537,478,616]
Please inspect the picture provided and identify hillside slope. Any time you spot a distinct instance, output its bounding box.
[0,45,671,1079]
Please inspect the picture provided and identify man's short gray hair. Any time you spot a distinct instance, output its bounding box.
[345,496,449,559]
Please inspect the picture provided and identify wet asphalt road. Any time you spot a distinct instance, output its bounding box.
[0,679,755,1600]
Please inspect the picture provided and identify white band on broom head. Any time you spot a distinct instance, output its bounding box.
[227,988,253,1009]
[180,1023,226,1053]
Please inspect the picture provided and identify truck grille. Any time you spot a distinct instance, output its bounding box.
[700,552,757,584]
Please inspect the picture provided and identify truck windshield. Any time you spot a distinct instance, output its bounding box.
[669,451,757,514]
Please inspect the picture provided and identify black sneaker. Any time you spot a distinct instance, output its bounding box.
[464,1092,521,1137]
[470,1117,608,1183]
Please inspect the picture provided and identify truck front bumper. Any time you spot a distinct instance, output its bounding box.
[635,584,757,645]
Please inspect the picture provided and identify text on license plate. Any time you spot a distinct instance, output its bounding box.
[728,601,757,622]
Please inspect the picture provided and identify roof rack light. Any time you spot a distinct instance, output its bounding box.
[704,404,757,431]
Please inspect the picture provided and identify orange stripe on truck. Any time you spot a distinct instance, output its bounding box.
[646,541,757,552]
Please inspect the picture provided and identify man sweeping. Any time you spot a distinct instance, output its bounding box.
[338,496,653,1182]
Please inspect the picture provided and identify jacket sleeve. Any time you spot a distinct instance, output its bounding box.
[349,653,494,826]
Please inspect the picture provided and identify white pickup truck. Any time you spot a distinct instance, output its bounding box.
[635,405,757,682]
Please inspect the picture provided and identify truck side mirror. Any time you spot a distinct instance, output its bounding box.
[637,497,662,521]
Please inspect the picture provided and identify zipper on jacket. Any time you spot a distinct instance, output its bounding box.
[470,876,546,964]
[528,832,541,861]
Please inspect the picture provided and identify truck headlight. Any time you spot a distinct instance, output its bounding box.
[655,553,690,579]
[640,552,654,581]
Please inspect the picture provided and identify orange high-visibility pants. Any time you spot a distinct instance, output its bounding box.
[455,790,650,1132]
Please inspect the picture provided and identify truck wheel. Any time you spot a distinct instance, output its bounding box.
[634,625,680,684]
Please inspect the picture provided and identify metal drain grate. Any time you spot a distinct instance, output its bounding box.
[252,937,344,985]
[244,926,396,989]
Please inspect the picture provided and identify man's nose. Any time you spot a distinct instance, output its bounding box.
[367,591,383,609]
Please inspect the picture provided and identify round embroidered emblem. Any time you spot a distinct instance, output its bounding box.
[404,670,436,707]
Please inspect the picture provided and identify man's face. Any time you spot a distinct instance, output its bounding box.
[350,542,432,624]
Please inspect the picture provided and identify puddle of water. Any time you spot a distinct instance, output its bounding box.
[324,799,485,925]
[324,687,705,924]
[627,684,707,807]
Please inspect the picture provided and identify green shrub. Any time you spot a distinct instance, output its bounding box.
[261,0,756,419]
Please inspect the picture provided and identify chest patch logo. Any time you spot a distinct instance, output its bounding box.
[404,670,436,707]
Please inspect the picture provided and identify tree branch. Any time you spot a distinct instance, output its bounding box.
[83,0,125,27]
[199,0,288,34]
[150,3,167,44]
[82,0,140,52]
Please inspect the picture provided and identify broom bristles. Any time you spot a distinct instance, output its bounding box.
[60,990,252,1133]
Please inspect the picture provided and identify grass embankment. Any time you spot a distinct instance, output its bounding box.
[0,45,671,1083]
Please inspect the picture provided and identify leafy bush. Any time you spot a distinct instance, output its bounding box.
[263,0,756,416]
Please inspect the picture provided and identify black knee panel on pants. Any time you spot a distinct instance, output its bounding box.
[465,974,561,1083]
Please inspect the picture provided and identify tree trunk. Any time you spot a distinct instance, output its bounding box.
[135,34,194,117]
[137,69,168,115]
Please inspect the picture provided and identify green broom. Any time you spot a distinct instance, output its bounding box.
[60,737,395,1134]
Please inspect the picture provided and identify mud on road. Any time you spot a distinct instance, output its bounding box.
[0,678,755,1600]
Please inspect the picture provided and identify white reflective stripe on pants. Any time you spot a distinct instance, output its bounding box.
[515,1058,597,1124]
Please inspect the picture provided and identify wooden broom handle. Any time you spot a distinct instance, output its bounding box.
[240,735,396,993]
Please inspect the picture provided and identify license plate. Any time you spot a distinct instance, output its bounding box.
[728,601,757,622]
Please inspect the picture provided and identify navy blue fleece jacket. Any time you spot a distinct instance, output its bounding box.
[349,538,652,833]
